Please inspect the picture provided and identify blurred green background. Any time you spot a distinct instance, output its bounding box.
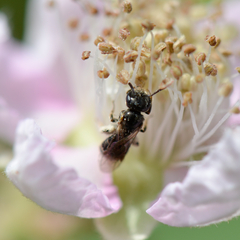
[1,0,240,240]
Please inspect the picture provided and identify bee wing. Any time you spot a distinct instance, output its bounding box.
[99,154,123,173]
[99,127,141,172]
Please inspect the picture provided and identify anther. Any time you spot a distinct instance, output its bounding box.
[140,48,151,59]
[135,75,148,87]
[230,106,240,114]
[165,38,174,54]
[79,33,90,41]
[182,92,193,107]
[102,28,112,37]
[173,35,186,50]
[154,29,169,42]
[115,46,125,58]
[86,3,98,15]
[213,37,221,48]
[203,62,215,76]
[123,50,139,63]
[182,44,196,56]
[181,73,191,91]
[205,35,217,47]
[97,68,110,79]
[195,52,206,65]
[82,51,91,60]
[164,53,172,66]
[219,49,232,57]
[210,64,218,76]
[170,66,182,80]
[235,67,240,73]
[68,18,79,29]
[130,37,146,51]
[105,9,120,17]
[152,42,166,60]
[116,70,130,85]
[195,73,205,83]
[141,20,156,31]
[118,28,130,41]
[94,36,105,46]
[133,59,146,77]
[98,43,117,54]
[165,19,175,30]
[122,1,132,13]
[218,82,233,97]
[47,1,55,7]
[159,78,174,90]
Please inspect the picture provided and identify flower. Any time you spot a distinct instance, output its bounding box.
[4,0,240,240]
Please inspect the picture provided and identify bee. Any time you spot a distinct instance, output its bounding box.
[100,82,168,172]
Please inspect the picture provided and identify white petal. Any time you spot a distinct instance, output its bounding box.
[6,119,121,218]
[147,127,240,226]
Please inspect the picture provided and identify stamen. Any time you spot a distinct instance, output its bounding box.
[149,31,155,92]
[206,45,212,62]
[195,102,240,146]
[194,96,224,140]
[163,99,184,162]
[188,104,199,135]
[130,32,148,83]
[151,99,176,158]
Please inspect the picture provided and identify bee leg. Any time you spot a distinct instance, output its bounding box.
[110,112,118,123]
[140,126,147,132]
[132,137,139,146]
[140,120,148,132]
[110,101,118,123]
[99,125,116,134]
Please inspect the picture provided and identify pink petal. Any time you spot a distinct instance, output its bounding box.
[147,127,240,226]
[6,119,121,218]
[0,32,80,141]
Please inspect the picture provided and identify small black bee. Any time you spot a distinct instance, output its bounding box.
[100,82,167,172]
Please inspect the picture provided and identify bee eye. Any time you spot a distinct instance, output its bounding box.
[126,89,152,114]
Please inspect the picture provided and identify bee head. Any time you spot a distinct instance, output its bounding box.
[126,83,152,114]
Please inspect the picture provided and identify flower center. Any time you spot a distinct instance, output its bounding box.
[81,1,240,239]
[84,0,239,167]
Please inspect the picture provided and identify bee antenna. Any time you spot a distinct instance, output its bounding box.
[128,82,134,91]
[149,88,164,97]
